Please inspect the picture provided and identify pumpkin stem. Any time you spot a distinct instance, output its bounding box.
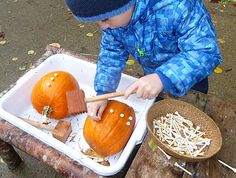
[42,105,53,117]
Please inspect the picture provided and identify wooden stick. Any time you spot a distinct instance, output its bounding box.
[218,159,236,173]
[20,118,54,131]
[174,162,193,176]
[85,91,125,103]
[157,146,193,176]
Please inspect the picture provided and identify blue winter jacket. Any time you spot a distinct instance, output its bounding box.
[94,0,222,96]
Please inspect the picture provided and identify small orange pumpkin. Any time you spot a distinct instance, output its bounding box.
[31,71,80,119]
[83,100,136,156]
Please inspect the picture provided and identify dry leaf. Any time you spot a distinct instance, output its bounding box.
[84,148,105,158]
[148,138,158,152]
[98,160,110,166]
[218,38,225,44]
[214,67,223,74]
[126,59,135,65]
[78,24,85,28]
[27,50,36,55]
[212,20,217,26]
[11,57,18,61]
[0,40,6,45]
[19,64,27,71]
[86,32,94,37]
[0,158,4,164]
[49,43,61,48]
[0,32,5,39]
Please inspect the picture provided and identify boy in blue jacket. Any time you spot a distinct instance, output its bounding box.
[65,0,222,120]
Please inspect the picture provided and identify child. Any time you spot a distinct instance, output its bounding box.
[65,0,222,120]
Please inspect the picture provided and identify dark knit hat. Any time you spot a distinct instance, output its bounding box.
[65,0,136,22]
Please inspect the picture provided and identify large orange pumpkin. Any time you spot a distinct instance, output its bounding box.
[31,71,80,119]
[83,100,136,156]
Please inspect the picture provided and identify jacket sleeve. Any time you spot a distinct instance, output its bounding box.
[94,30,129,94]
[155,0,222,96]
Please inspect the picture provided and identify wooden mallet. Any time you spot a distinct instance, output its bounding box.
[66,89,128,115]
[20,117,72,143]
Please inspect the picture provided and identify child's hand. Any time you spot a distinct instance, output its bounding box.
[124,73,163,99]
[87,100,108,120]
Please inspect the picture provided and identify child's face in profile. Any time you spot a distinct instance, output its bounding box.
[96,5,134,30]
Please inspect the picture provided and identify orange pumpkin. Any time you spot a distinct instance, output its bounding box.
[31,71,80,119]
[83,100,136,156]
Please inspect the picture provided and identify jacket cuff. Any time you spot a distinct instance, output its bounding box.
[156,71,174,93]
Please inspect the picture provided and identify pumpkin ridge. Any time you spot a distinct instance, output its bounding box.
[31,71,80,119]
[95,111,122,144]
[97,106,135,154]
[98,111,125,148]
[83,100,136,156]
[92,101,119,142]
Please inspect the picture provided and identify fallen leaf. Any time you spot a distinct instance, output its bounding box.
[11,57,18,61]
[218,38,225,44]
[0,32,5,39]
[148,138,158,152]
[214,67,223,74]
[0,40,6,45]
[97,160,110,166]
[19,64,27,71]
[66,10,73,20]
[0,158,4,164]
[28,63,35,69]
[49,43,61,48]
[27,50,36,55]
[126,59,135,65]
[78,24,85,28]
[83,148,105,158]
[212,20,217,26]
[86,32,94,37]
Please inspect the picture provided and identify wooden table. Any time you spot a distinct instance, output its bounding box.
[0,46,235,178]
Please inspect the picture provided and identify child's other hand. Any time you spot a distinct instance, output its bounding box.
[87,100,108,120]
[124,73,163,100]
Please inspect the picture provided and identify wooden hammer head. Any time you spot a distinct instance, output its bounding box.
[66,89,87,115]
[52,121,72,143]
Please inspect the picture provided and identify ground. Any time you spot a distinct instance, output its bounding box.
[0,0,235,177]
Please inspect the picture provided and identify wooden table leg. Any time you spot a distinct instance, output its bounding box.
[0,139,22,170]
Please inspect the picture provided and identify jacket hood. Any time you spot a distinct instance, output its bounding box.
[128,0,156,26]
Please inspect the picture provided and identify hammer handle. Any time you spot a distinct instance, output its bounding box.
[20,117,54,131]
[85,91,126,103]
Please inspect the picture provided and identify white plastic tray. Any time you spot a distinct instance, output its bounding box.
[0,54,155,176]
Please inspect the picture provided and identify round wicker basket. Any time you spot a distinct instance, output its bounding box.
[146,98,222,162]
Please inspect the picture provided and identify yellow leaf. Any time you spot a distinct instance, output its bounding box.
[19,64,27,71]
[86,32,94,37]
[148,138,158,152]
[78,24,85,28]
[218,38,225,44]
[49,43,61,48]
[126,59,135,65]
[214,67,223,74]
[11,57,18,61]
[0,40,6,45]
[27,50,36,55]
[212,20,217,26]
